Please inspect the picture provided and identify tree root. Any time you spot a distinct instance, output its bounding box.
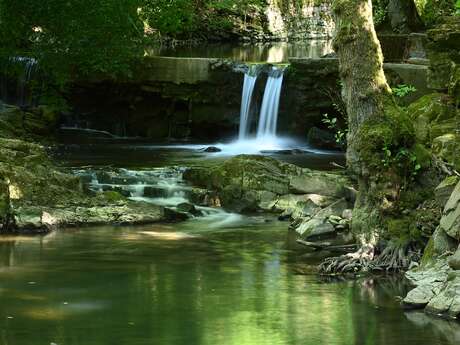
[319,242,421,275]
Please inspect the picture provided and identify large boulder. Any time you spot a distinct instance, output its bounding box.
[183,155,351,212]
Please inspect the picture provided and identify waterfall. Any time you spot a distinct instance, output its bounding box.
[0,57,39,107]
[256,67,284,140]
[238,65,259,140]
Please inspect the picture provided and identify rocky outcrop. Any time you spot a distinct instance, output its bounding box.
[0,133,183,233]
[263,0,334,40]
[183,154,354,243]
[183,154,350,210]
[404,180,460,319]
[0,103,59,140]
[408,93,460,171]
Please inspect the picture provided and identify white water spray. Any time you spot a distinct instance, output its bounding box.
[238,65,260,140]
[256,67,284,141]
[238,73,257,140]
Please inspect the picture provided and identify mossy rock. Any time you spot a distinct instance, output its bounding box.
[432,133,460,170]
[408,93,457,144]
[183,155,350,212]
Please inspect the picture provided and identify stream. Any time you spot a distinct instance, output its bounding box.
[1,145,459,345]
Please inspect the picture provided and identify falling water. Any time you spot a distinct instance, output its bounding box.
[238,65,259,140]
[0,57,39,107]
[256,67,285,140]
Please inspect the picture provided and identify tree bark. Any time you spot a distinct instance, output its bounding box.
[333,0,398,246]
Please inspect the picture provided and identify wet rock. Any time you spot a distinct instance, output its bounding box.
[404,285,437,309]
[425,274,460,319]
[177,202,203,217]
[101,185,131,198]
[404,259,451,309]
[188,187,210,206]
[260,149,306,155]
[202,146,221,153]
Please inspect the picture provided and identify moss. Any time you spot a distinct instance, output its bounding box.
[420,237,435,266]
[386,216,420,243]
[355,100,415,173]
[101,191,126,203]
[412,143,432,169]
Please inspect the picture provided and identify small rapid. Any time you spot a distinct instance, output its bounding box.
[74,166,244,228]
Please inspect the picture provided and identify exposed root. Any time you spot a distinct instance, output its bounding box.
[373,242,421,271]
[319,244,375,274]
[319,242,421,275]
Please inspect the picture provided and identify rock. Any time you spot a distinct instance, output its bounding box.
[292,198,349,239]
[435,176,460,206]
[342,209,353,220]
[440,181,460,239]
[295,217,336,240]
[203,146,221,153]
[432,134,460,171]
[328,215,342,225]
[403,285,437,309]
[432,227,458,257]
[289,172,350,198]
[449,247,460,270]
[177,202,203,217]
[0,137,185,233]
[188,187,210,206]
[425,274,460,319]
[183,155,350,212]
[270,194,325,214]
[408,93,457,144]
[307,127,340,150]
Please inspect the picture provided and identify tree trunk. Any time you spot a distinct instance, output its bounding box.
[387,0,424,33]
[320,0,417,273]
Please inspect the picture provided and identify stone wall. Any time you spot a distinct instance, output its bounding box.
[62,53,434,143]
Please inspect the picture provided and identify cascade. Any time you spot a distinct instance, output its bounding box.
[256,67,284,140]
[238,65,259,140]
[0,57,39,107]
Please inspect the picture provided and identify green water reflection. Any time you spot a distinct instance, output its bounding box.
[0,219,458,345]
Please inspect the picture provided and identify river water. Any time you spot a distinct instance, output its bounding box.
[1,146,459,345]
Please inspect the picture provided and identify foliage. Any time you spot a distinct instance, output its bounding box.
[321,79,348,147]
[0,0,144,89]
[373,0,389,27]
[381,145,422,179]
[141,0,198,37]
[415,0,456,26]
[322,113,347,146]
[391,84,417,98]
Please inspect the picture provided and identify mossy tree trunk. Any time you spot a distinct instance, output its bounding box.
[334,0,392,246]
[321,0,419,272]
